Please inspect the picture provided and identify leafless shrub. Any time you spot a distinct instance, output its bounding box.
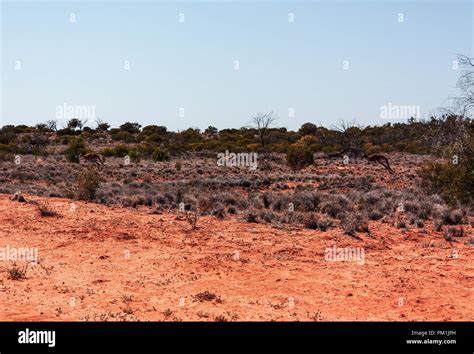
[36,201,60,217]
[341,214,368,237]
[212,204,226,219]
[444,226,464,238]
[196,311,210,319]
[77,167,101,201]
[186,210,199,230]
[368,210,383,221]
[304,214,332,231]
[214,314,228,322]
[320,196,351,219]
[163,308,173,317]
[434,207,465,225]
[415,219,425,228]
[434,219,444,231]
[10,192,26,203]
[394,217,407,229]
[259,210,275,223]
[121,306,134,315]
[244,209,258,223]
[194,291,222,303]
[5,263,28,280]
[293,191,321,212]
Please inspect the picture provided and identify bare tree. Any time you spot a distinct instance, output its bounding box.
[331,118,364,157]
[251,111,278,147]
[454,54,474,117]
[429,55,474,157]
[46,119,57,131]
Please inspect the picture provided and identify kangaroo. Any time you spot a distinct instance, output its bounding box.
[362,153,394,174]
[81,153,105,167]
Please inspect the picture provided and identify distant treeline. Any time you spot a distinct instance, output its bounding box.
[0,115,472,158]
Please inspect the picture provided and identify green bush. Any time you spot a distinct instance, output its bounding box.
[101,144,130,158]
[418,159,473,206]
[119,122,141,134]
[286,145,314,170]
[111,130,136,143]
[151,147,170,161]
[128,149,141,162]
[64,138,87,163]
[112,144,130,158]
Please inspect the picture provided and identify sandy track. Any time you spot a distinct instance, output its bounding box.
[0,194,472,321]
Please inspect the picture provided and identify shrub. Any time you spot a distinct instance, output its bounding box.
[259,210,274,223]
[119,122,142,134]
[433,207,465,225]
[212,204,226,219]
[152,148,170,161]
[244,210,258,223]
[102,144,130,158]
[444,226,464,238]
[368,210,383,221]
[293,191,321,212]
[340,214,368,236]
[303,213,332,231]
[418,156,473,206]
[415,219,424,228]
[64,138,87,163]
[320,196,352,219]
[6,263,28,280]
[286,145,314,170]
[394,218,407,229]
[444,209,465,225]
[194,291,222,303]
[10,192,26,203]
[317,217,332,231]
[186,210,199,230]
[434,219,444,231]
[304,214,319,230]
[18,134,49,155]
[128,150,141,162]
[36,202,60,217]
[77,168,101,201]
[112,130,136,143]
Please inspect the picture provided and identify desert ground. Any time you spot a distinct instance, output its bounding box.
[0,152,472,321]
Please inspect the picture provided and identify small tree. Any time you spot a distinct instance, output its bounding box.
[120,122,141,134]
[204,126,219,136]
[67,118,87,131]
[454,54,474,116]
[298,122,318,136]
[332,119,363,157]
[419,55,474,206]
[252,111,278,147]
[46,120,57,131]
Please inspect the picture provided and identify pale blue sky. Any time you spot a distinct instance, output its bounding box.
[1,0,473,130]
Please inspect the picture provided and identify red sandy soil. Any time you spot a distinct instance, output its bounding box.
[0,194,472,321]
